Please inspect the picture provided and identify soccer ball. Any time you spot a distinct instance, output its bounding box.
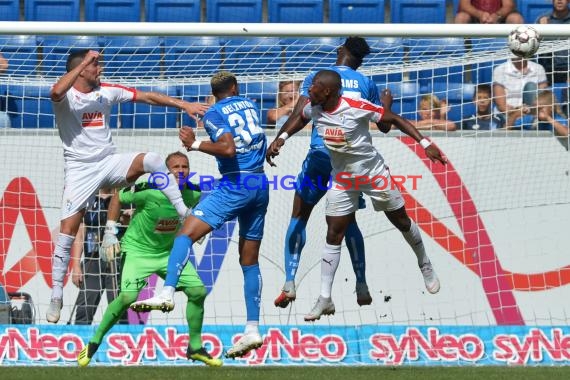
[508,25,541,58]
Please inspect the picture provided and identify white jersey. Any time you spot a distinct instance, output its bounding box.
[52,83,136,162]
[302,97,385,177]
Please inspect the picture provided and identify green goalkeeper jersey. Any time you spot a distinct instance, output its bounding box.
[119,181,201,256]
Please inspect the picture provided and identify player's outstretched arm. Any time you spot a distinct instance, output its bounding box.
[99,191,122,263]
[50,50,99,102]
[266,95,309,167]
[135,91,210,119]
[179,126,236,158]
[380,110,447,165]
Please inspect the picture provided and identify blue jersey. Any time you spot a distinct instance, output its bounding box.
[301,65,380,150]
[202,96,267,176]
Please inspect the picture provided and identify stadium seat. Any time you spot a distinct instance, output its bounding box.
[268,0,323,23]
[329,0,385,23]
[222,37,282,75]
[6,82,55,128]
[406,37,467,89]
[145,0,201,22]
[180,83,213,127]
[430,82,476,123]
[241,81,278,128]
[367,37,404,83]
[281,37,342,72]
[24,0,80,21]
[39,35,100,77]
[0,0,19,20]
[120,84,179,129]
[0,35,39,77]
[390,0,446,23]
[100,36,163,78]
[377,82,419,119]
[206,0,262,22]
[164,36,221,78]
[85,0,141,22]
[518,0,552,23]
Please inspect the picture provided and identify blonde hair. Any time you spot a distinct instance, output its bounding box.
[537,90,567,118]
[419,94,442,110]
[277,80,300,107]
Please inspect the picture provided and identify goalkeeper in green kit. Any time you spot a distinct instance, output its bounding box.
[77,152,222,367]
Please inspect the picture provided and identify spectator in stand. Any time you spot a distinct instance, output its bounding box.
[492,56,549,127]
[413,94,457,131]
[462,84,505,130]
[267,80,301,129]
[0,53,10,128]
[454,0,524,24]
[513,90,569,136]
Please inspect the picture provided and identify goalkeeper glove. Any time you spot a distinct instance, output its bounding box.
[100,220,121,263]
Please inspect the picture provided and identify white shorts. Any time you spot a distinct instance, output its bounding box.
[60,152,140,219]
[325,171,405,217]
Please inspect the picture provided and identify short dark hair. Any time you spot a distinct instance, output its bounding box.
[66,49,89,73]
[211,71,237,97]
[476,84,492,96]
[343,36,371,66]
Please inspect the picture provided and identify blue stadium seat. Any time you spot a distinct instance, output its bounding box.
[282,37,341,72]
[0,35,39,77]
[406,37,467,89]
[367,37,404,83]
[329,0,385,23]
[164,36,221,78]
[39,36,100,77]
[240,81,278,128]
[268,0,323,23]
[206,0,262,22]
[180,83,212,127]
[100,36,163,78]
[0,0,20,20]
[145,0,201,22]
[519,0,553,23]
[390,0,446,23]
[85,0,141,22]
[120,84,179,129]
[377,82,419,119]
[25,0,80,21]
[222,37,282,75]
[6,82,55,128]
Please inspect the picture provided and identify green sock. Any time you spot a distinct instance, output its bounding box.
[184,286,206,351]
[91,292,137,345]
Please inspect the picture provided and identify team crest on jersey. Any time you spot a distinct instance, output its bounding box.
[324,127,347,150]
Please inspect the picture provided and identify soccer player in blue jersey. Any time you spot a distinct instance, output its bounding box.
[132,71,269,359]
[267,37,441,307]
[269,37,381,309]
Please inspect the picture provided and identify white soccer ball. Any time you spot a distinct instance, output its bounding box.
[508,25,541,58]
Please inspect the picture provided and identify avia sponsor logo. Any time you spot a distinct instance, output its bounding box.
[154,218,179,234]
[229,328,347,365]
[493,328,570,365]
[323,127,346,149]
[0,328,83,363]
[81,111,104,127]
[369,328,485,365]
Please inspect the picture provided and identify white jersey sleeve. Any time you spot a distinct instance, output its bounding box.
[53,83,136,163]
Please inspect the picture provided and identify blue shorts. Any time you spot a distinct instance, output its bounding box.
[295,148,365,209]
[192,173,269,241]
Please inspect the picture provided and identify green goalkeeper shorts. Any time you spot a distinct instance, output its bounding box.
[120,250,204,292]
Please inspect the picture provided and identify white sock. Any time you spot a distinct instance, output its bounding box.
[402,221,429,267]
[245,321,259,335]
[51,233,74,299]
[143,152,188,218]
[160,286,176,299]
[321,243,341,298]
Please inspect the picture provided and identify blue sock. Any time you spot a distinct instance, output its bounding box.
[241,264,262,322]
[284,217,307,282]
[165,235,194,288]
[345,222,366,284]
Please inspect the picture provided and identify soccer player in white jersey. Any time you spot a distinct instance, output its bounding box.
[46,49,209,323]
[272,69,447,321]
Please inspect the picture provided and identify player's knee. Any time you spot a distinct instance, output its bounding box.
[142,151,164,173]
[184,286,207,303]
